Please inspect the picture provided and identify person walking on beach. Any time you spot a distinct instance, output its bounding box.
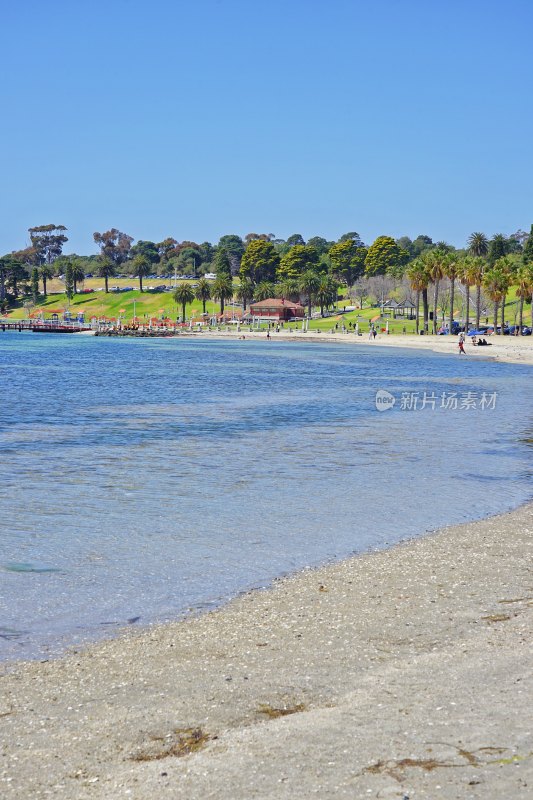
[458,338,466,355]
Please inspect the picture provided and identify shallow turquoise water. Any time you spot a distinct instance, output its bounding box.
[0,332,531,659]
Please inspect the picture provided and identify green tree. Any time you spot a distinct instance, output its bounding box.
[2,256,28,297]
[239,240,280,283]
[212,274,233,314]
[194,277,212,314]
[130,240,160,266]
[365,236,408,278]
[31,268,39,304]
[328,239,366,284]
[173,283,195,322]
[177,246,202,276]
[213,247,232,278]
[236,277,254,311]
[64,261,74,301]
[286,233,306,247]
[131,255,152,292]
[488,233,509,266]
[299,270,320,318]
[217,235,244,273]
[278,245,319,281]
[307,236,332,255]
[523,225,533,265]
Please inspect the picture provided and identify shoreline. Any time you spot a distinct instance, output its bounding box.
[93,327,533,366]
[2,502,532,798]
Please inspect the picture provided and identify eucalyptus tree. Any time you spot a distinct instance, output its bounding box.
[173,282,195,322]
[29,224,68,266]
[93,229,133,270]
[299,270,321,318]
[194,277,212,314]
[212,274,234,314]
[406,258,430,334]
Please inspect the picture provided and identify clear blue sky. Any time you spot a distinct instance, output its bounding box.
[2,0,532,255]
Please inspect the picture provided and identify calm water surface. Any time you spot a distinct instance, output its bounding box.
[0,332,531,660]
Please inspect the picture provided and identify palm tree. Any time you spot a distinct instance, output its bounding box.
[194,277,212,314]
[406,258,430,334]
[316,276,338,316]
[39,264,55,296]
[468,232,489,258]
[443,253,460,332]
[424,249,447,333]
[97,255,116,293]
[173,282,195,322]
[131,255,152,292]
[483,266,506,333]
[515,263,533,332]
[494,256,515,333]
[299,270,320,318]
[254,281,275,301]
[212,275,233,314]
[71,259,85,294]
[279,278,300,302]
[236,277,254,311]
[467,232,489,328]
[459,256,476,333]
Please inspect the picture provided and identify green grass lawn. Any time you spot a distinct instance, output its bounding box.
[3,279,526,333]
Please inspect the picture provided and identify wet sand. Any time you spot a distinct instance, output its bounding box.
[1,503,532,799]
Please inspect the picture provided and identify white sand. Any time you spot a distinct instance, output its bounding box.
[1,503,532,799]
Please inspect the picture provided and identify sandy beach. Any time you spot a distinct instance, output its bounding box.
[1,503,532,799]
[184,328,533,366]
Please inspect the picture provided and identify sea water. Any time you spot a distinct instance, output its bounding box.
[0,332,531,660]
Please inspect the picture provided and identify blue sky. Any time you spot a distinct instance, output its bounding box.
[2,0,532,254]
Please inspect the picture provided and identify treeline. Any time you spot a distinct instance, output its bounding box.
[1,225,532,331]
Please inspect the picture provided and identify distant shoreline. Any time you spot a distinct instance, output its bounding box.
[90,327,533,366]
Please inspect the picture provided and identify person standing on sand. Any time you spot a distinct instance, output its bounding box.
[458,338,466,355]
